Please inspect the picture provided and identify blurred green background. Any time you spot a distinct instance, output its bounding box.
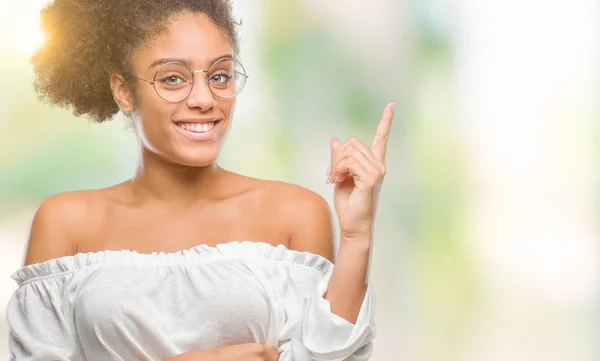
[1,1,599,360]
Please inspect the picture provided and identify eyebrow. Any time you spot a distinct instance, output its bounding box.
[148,54,234,69]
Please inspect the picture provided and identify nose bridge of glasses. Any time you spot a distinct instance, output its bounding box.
[190,69,211,85]
[188,70,215,101]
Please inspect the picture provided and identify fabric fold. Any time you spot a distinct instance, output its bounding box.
[8,273,80,361]
[11,241,334,285]
[277,264,376,361]
[296,285,375,360]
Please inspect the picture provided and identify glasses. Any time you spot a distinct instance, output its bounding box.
[133,57,248,103]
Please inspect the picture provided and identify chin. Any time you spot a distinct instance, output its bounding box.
[172,147,220,168]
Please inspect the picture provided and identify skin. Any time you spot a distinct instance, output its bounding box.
[25,12,334,259]
[22,10,394,361]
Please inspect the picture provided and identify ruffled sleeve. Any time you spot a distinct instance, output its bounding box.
[273,250,376,361]
[8,262,81,361]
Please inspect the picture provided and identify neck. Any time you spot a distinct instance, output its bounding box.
[128,149,225,206]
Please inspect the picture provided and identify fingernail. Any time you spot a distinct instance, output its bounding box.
[325,176,330,184]
[326,165,331,175]
[391,102,397,111]
[330,137,339,144]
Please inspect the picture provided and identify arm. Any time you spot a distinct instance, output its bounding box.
[277,104,393,361]
[321,102,395,325]
[279,186,375,361]
[287,188,368,324]
[324,238,370,324]
[163,344,279,361]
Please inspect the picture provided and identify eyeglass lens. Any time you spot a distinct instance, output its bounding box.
[153,58,246,102]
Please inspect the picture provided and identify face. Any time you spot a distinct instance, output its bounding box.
[115,12,237,167]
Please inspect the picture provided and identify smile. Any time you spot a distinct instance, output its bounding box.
[176,121,217,133]
[174,120,221,141]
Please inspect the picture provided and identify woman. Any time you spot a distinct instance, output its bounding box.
[7,0,394,360]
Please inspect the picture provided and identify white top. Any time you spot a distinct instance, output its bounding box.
[7,241,375,361]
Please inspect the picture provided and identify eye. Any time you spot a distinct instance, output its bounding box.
[209,73,232,85]
[160,75,185,86]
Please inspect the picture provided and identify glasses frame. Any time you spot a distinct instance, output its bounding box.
[133,57,248,103]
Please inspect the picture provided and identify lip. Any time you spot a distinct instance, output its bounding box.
[173,117,221,124]
[174,120,221,141]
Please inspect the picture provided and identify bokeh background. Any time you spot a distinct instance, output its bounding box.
[1,0,599,360]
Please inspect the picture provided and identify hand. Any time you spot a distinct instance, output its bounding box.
[164,343,279,361]
[328,102,394,240]
[213,344,279,361]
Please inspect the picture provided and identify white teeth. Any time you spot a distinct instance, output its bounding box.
[178,122,216,133]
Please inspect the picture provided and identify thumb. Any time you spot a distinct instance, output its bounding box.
[329,137,342,183]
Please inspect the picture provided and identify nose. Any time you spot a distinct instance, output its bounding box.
[185,71,215,110]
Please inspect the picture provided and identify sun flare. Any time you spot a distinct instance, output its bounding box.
[17,18,46,56]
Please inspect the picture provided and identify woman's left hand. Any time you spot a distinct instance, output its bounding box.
[328,102,395,241]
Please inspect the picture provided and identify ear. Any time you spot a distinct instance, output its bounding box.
[110,73,135,113]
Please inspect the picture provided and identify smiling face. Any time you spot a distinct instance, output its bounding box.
[119,12,238,167]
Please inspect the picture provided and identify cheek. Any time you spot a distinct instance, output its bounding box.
[132,90,175,143]
[134,85,162,113]
[221,98,236,117]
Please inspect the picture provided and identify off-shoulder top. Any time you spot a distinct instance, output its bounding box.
[7,241,375,361]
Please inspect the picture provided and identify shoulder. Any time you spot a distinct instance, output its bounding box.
[23,189,103,266]
[266,181,335,262]
[266,181,329,213]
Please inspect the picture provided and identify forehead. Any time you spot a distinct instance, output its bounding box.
[133,12,233,70]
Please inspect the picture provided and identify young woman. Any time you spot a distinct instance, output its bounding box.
[7,1,394,360]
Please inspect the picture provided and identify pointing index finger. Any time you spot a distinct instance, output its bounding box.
[370,102,395,161]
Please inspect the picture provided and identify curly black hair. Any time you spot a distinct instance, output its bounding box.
[31,0,240,123]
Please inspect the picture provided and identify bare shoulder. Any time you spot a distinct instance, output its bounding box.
[23,189,103,266]
[267,181,335,262]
